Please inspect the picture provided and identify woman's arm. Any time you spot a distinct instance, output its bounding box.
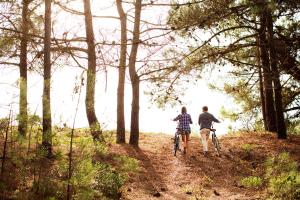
[189,114,193,124]
[173,115,180,121]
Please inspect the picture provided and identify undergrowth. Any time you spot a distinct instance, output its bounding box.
[0,125,139,200]
[240,176,262,188]
[265,152,300,200]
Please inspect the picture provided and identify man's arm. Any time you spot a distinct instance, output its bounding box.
[198,114,201,125]
[212,115,220,123]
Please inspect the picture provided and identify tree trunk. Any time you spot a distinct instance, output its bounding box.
[266,9,287,139]
[258,8,277,132]
[258,65,267,129]
[256,37,267,130]
[116,0,127,144]
[83,0,102,141]
[42,0,52,156]
[129,0,142,146]
[254,15,267,130]
[18,0,29,137]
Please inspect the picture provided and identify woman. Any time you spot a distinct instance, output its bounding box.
[173,106,193,154]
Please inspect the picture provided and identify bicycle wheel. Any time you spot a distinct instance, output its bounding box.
[215,137,221,156]
[212,134,220,156]
[215,136,221,149]
[174,134,180,156]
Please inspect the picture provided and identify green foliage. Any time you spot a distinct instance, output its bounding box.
[0,117,9,131]
[94,143,108,157]
[253,119,265,131]
[286,119,300,135]
[267,171,300,200]
[95,163,125,199]
[70,158,102,200]
[55,132,139,199]
[32,177,64,199]
[265,152,300,200]
[168,0,234,33]
[56,136,106,199]
[145,76,189,109]
[73,136,108,156]
[220,106,239,121]
[241,143,255,154]
[223,80,261,113]
[95,155,139,199]
[240,176,263,188]
[265,152,298,178]
[0,126,138,199]
[215,78,263,131]
[28,114,42,125]
[167,0,300,132]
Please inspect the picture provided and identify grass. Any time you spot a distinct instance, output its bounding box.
[240,176,263,188]
[182,184,205,200]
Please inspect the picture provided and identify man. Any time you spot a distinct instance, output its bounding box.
[198,106,220,156]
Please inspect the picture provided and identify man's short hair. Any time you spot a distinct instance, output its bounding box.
[202,106,208,112]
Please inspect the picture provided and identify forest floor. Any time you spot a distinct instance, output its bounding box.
[110,132,300,200]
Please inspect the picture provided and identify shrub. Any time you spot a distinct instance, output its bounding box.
[95,156,139,199]
[240,176,262,188]
[241,144,255,154]
[70,158,101,200]
[268,171,300,200]
[63,135,139,200]
[265,152,300,200]
[94,163,126,199]
[30,177,64,200]
[286,119,300,135]
[265,152,298,178]
[0,117,9,131]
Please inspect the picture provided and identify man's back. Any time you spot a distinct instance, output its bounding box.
[198,112,219,130]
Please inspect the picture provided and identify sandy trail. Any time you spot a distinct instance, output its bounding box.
[109,132,300,200]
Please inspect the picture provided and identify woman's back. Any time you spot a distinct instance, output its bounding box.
[174,113,192,132]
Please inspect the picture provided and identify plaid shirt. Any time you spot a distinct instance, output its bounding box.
[174,113,193,133]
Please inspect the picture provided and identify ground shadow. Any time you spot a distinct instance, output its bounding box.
[122,143,168,195]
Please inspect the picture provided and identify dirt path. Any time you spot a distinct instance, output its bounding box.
[110,132,300,200]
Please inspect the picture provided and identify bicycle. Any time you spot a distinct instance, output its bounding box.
[211,126,221,156]
[173,128,181,156]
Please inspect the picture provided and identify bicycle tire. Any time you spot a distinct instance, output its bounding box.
[174,134,180,156]
[212,134,221,156]
[215,137,221,156]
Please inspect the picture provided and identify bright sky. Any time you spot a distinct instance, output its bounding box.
[0,66,233,135]
[0,0,237,135]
